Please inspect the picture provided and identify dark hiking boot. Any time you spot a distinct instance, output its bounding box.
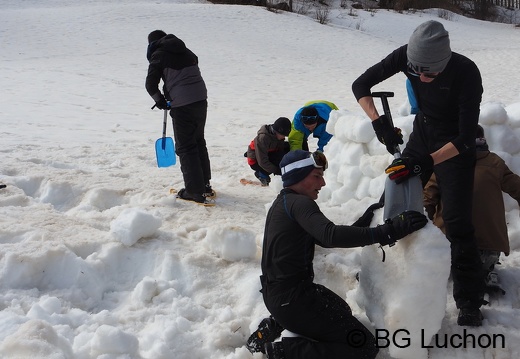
[265,342,285,359]
[480,250,500,272]
[457,308,483,327]
[485,271,506,295]
[259,177,270,186]
[203,184,216,199]
[246,317,284,354]
[177,188,215,206]
[177,188,205,203]
[254,171,271,186]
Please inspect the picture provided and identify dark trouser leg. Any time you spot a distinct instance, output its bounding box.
[170,100,211,195]
[302,139,309,152]
[265,283,378,359]
[435,153,485,309]
[190,100,211,184]
[268,144,289,170]
[249,145,288,177]
[250,163,270,177]
[402,114,484,310]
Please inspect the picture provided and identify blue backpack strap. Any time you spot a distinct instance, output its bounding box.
[281,190,295,221]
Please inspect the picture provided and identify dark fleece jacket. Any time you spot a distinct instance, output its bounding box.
[145,34,207,107]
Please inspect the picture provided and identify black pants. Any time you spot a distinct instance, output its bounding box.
[263,281,378,359]
[170,100,211,195]
[403,113,485,309]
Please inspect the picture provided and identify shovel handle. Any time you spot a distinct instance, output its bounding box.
[162,109,168,138]
[372,91,400,157]
[371,92,394,125]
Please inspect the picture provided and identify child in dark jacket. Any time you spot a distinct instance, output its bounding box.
[245,117,291,186]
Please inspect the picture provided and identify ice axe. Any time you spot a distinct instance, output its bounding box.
[155,108,176,168]
[371,91,423,223]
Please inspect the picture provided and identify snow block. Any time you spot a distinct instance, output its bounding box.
[354,223,450,359]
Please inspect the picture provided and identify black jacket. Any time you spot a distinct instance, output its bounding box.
[352,45,483,153]
[261,189,377,288]
[145,34,207,107]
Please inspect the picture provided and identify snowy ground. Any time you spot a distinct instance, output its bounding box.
[1,1,520,358]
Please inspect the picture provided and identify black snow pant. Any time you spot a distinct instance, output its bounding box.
[262,279,378,359]
[403,113,485,310]
[170,100,211,196]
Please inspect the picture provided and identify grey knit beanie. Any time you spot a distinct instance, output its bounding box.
[407,20,451,73]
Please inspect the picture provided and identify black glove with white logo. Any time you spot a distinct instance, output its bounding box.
[385,156,433,184]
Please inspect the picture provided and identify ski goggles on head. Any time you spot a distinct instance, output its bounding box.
[301,114,318,125]
[281,151,328,175]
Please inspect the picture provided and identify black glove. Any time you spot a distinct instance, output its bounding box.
[372,115,404,154]
[385,156,433,184]
[154,97,170,110]
[352,202,384,227]
[375,210,427,246]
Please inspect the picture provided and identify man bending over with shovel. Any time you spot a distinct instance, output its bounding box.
[146,30,213,205]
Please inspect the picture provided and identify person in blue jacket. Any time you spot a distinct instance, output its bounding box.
[288,101,338,152]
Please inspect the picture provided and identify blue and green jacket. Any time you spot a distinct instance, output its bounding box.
[288,100,338,152]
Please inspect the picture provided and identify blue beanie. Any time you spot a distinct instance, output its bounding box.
[280,150,315,187]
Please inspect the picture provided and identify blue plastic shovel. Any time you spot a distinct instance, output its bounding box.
[155,109,176,167]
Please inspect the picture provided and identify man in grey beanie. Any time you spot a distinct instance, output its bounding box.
[247,150,427,358]
[407,20,452,74]
[352,20,485,326]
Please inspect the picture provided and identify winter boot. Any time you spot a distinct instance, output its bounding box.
[265,342,285,359]
[254,171,271,186]
[485,271,505,295]
[246,317,284,354]
[203,184,216,199]
[480,250,500,272]
[457,308,483,327]
[480,250,505,295]
[176,188,214,206]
